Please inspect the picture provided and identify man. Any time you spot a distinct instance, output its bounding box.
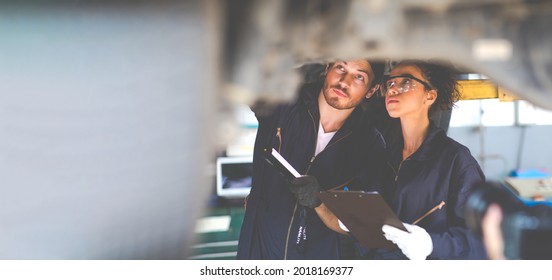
[237,59,385,259]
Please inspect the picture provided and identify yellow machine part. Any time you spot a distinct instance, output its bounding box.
[459,80,520,101]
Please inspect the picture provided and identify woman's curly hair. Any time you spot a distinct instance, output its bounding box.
[398,60,462,113]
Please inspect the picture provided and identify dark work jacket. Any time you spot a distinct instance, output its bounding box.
[236,81,385,259]
[360,122,487,259]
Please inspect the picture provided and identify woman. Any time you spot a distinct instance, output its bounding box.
[367,60,487,259]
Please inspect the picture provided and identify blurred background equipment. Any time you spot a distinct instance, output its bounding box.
[465,182,552,259]
[222,0,552,111]
[0,0,219,259]
[216,156,253,199]
[1,0,552,259]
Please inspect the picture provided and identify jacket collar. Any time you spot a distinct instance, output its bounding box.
[299,81,322,121]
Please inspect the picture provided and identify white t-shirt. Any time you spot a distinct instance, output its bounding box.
[315,122,337,156]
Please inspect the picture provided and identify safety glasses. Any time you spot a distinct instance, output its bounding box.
[380,74,433,96]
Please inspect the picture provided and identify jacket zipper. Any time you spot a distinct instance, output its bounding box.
[304,110,352,173]
[303,110,319,175]
[284,202,298,259]
[388,158,411,182]
[283,110,353,258]
[279,125,292,259]
[283,110,316,259]
[276,127,282,153]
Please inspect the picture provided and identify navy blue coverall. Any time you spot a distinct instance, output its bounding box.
[236,81,385,259]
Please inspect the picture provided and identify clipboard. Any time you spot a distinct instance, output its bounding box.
[263,148,301,181]
[318,191,407,249]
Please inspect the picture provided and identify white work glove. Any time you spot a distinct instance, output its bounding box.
[382,223,433,260]
[338,219,350,232]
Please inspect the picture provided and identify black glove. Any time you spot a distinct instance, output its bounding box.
[288,175,322,208]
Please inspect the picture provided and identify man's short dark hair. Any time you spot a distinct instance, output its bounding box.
[368,61,385,87]
[299,59,386,87]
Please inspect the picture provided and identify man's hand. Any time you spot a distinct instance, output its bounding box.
[288,175,322,208]
[382,223,433,260]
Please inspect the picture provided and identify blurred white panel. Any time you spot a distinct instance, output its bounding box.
[0,1,215,259]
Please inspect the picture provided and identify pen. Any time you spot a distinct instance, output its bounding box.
[412,201,446,225]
